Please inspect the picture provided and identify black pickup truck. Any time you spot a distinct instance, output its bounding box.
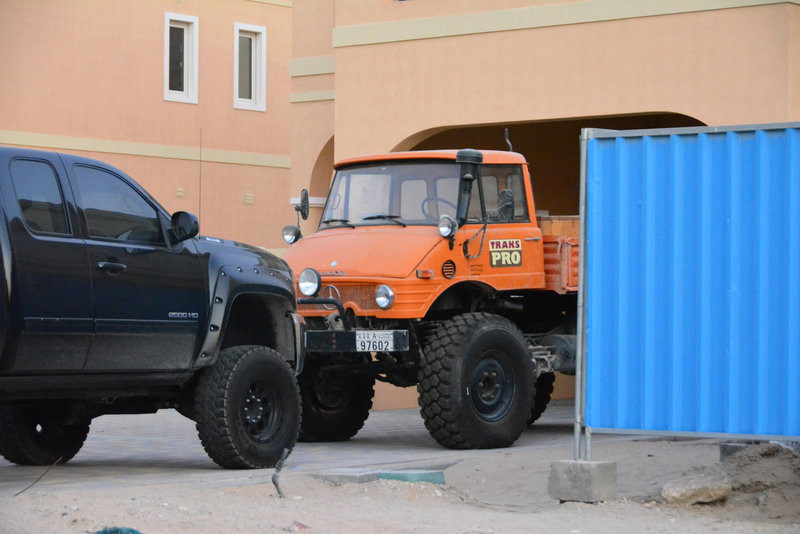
[0,147,303,469]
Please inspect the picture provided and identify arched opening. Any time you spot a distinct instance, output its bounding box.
[398,112,704,216]
[309,136,334,199]
[392,112,704,401]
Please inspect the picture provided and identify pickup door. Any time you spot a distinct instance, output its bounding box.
[0,151,94,372]
[63,157,208,371]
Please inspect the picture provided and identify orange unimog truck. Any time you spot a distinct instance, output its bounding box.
[282,148,578,450]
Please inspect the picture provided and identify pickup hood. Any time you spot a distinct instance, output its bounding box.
[194,235,291,274]
[282,226,441,279]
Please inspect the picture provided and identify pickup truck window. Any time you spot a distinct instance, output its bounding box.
[9,159,70,235]
[72,165,166,246]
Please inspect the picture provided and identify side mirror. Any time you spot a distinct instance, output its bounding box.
[296,189,309,221]
[169,211,199,244]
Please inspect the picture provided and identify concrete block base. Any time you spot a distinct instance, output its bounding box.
[548,460,617,503]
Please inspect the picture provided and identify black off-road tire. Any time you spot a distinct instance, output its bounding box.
[0,405,90,466]
[194,345,301,469]
[527,372,555,425]
[417,313,534,449]
[298,353,375,442]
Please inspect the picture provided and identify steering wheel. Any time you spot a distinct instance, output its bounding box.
[421,197,457,219]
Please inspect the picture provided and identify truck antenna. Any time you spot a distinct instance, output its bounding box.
[504,127,513,151]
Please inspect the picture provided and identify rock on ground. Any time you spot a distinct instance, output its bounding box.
[661,466,731,504]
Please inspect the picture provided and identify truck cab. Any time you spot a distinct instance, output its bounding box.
[283,149,578,449]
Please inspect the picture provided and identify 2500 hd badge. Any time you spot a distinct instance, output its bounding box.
[169,311,200,319]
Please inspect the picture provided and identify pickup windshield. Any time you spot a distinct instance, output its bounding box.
[320,160,530,229]
[320,162,460,228]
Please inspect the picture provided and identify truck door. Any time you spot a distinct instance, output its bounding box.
[460,164,545,289]
[66,161,207,371]
[0,152,93,371]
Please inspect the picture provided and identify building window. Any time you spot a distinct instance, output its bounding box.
[234,23,266,111]
[164,13,198,104]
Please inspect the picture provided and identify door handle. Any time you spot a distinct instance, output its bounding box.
[97,261,127,273]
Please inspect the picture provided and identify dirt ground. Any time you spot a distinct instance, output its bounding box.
[1,438,798,534]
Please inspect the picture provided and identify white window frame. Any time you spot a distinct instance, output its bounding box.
[164,13,199,104]
[234,23,267,112]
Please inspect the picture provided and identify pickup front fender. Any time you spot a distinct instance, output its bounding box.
[193,264,302,369]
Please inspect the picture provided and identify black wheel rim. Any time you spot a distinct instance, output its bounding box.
[241,379,281,443]
[24,408,70,449]
[470,352,515,422]
[312,371,350,412]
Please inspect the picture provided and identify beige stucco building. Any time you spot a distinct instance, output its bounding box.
[2,0,798,408]
[0,0,293,251]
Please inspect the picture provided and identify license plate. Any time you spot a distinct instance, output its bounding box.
[355,330,395,352]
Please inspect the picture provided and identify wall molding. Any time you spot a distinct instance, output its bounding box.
[290,90,335,103]
[290,55,335,77]
[249,0,292,7]
[0,130,291,169]
[290,195,327,207]
[333,0,800,47]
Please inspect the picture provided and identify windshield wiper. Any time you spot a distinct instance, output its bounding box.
[321,218,355,228]
[362,214,407,227]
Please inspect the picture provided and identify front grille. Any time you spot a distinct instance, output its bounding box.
[299,283,376,312]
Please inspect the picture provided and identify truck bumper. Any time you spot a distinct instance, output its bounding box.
[297,297,410,353]
[305,329,410,353]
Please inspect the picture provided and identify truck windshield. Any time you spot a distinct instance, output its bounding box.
[320,162,460,228]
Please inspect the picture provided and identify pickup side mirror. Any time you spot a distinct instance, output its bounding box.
[169,211,199,244]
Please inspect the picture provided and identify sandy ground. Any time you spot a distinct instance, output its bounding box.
[1,437,798,534]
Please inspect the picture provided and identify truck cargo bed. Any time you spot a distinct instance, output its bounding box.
[538,215,579,294]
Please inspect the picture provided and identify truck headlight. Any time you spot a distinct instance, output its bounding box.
[282,225,302,244]
[375,284,394,309]
[298,268,321,296]
[438,215,458,237]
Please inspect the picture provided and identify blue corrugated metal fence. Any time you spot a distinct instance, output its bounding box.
[582,123,799,439]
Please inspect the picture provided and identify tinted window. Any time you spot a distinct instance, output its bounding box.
[238,33,253,99]
[73,165,165,246]
[9,159,70,235]
[169,25,185,92]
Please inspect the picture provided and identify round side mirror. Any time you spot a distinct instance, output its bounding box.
[297,189,310,221]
